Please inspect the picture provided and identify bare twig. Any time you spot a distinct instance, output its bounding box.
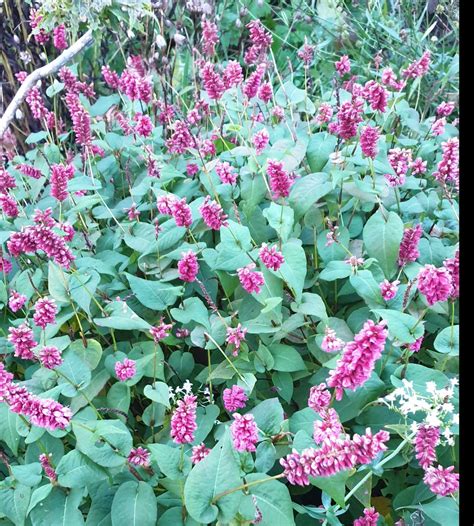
[0,29,94,138]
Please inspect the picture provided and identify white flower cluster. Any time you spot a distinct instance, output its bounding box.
[380,378,459,446]
[168,380,212,403]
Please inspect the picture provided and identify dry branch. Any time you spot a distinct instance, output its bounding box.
[0,29,94,138]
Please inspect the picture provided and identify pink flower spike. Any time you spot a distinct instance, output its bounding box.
[252,129,270,155]
[150,320,173,343]
[191,443,211,464]
[327,320,388,400]
[259,243,284,271]
[223,385,248,412]
[53,24,68,50]
[39,454,57,482]
[226,324,248,356]
[417,264,453,305]
[178,250,199,282]
[8,291,27,312]
[308,383,331,413]
[360,125,380,159]
[266,160,294,199]
[115,358,136,382]
[423,465,459,496]
[415,425,440,469]
[237,263,264,294]
[199,196,228,230]
[398,224,423,266]
[335,55,350,76]
[321,327,345,353]
[39,346,63,369]
[353,507,380,526]
[8,323,37,360]
[50,164,74,202]
[171,394,197,444]
[128,447,150,467]
[380,279,399,301]
[33,297,57,329]
[215,161,238,185]
[230,413,259,452]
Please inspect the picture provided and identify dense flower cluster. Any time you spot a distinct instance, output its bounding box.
[223,385,248,412]
[230,413,259,452]
[327,320,388,400]
[170,394,198,444]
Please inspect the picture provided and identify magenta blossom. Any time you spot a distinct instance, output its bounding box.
[178,251,199,282]
[237,263,264,294]
[115,358,136,382]
[417,264,453,305]
[259,243,284,271]
[230,413,259,452]
[171,394,197,444]
[127,447,150,467]
[191,443,211,464]
[223,385,248,412]
[226,324,248,356]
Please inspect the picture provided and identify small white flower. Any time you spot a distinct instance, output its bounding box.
[452,413,459,425]
[426,381,437,394]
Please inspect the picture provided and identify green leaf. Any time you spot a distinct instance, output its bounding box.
[56,450,108,488]
[434,326,459,355]
[184,431,243,524]
[262,203,294,242]
[48,262,70,303]
[268,344,306,372]
[350,270,385,308]
[11,463,42,486]
[311,470,351,509]
[373,309,424,344]
[94,301,151,330]
[291,292,327,320]
[148,444,192,479]
[0,404,20,455]
[125,273,183,311]
[0,485,31,526]
[289,172,332,219]
[306,132,337,172]
[111,481,157,526]
[363,209,404,278]
[250,398,284,436]
[170,297,210,329]
[420,497,459,525]
[107,382,131,414]
[143,382,170,408]
[56,349,92,397]
[29,487,85,526]
[68,339,102,370]
[244,473,296,526]
[279,239,307,302]
[319,260,352,281]
[73,420,132,468]
[255,442,276,473]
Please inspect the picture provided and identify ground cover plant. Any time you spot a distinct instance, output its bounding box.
[0,1,459,524]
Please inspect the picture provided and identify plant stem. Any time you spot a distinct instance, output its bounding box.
[212,473,285,504]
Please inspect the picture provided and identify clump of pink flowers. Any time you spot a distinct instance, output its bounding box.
[191,443,211,464]
[360,125,380,159]
[226,324,248,356]
[237,263,265,294]
[8,291,27,312]
[127,447,150,467]
[259,243,284,271]
[115,358,136,382]
[327,320,388,400]
[308,383,331,413]
[150,319,173,342]
[39,346,63,369]
[8,323,37,360]
[215,161,238,185]
[417,264,453,305]
[398,224,423,266]
[253,129,270,155]
[353,507,380,526]
[266,160,295,199]
[321,327,345,353]
[33,297,57,329]
[178,251,199,282]
[223,385,248,412]
[171,394,197,444]
[380,279,399,301]
[423,465,459,496]
[230,413,259,452]
[199,196,228,230]
[415,425,440,469]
